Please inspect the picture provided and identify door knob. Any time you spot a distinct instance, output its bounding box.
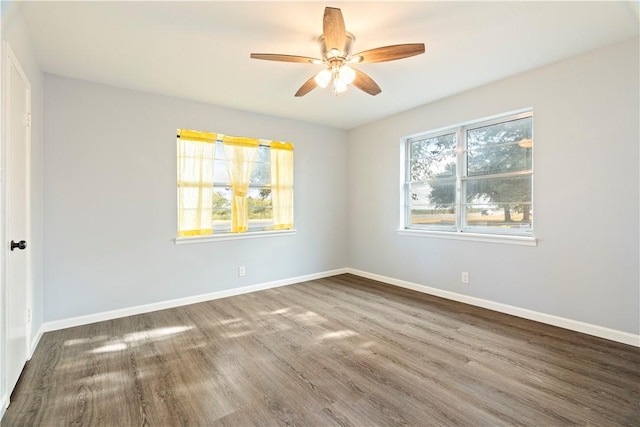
[10,240,27,251]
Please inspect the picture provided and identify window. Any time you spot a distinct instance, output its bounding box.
[177,129,293,238]
[404,111,533,237]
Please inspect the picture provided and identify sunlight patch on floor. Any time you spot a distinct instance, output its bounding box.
[87,325,193,353]
[91,342,128,353]
[223,330,255,338]
[293,311,325,324]
[123,325,193,343]
[359,341,377,349]
[64,335,109,346]
[269,308,291,315]
[319,330,358,340]
[218,318,244,325]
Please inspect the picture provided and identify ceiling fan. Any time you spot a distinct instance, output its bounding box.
[250,7,425,97]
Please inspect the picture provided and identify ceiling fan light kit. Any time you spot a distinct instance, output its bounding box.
[250,7,425,97]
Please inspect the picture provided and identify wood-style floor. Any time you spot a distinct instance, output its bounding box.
[2,274,639,426]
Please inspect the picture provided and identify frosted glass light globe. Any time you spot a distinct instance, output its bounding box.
[314,69,332,88]
[334,77,348,93]
[338,65,356,84]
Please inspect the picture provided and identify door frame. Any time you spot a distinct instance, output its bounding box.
[2,41,33,402]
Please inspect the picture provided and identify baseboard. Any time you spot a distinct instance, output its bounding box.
[29,324,44,359]
[346,268,640,347]
[42,268,349,333]
[0,393,7,421]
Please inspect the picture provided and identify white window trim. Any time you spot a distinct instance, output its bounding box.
[175,229,297,245]
[396,228,537,246]
[400,108,535,242]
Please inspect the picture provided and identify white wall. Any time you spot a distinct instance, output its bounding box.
[1,0,45,413]
[38,37,640,339]
[347,38,639,335]
[43,75,348,322]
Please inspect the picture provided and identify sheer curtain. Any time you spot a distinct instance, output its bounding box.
[270,141,294,229]
[177,129,217,236]
[223,135,259,232]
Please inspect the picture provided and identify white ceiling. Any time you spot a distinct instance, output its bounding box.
[18,1,639,130]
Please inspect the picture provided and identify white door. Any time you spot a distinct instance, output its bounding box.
[4,44,31,397]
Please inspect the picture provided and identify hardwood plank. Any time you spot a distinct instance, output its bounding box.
[3,274,639,426]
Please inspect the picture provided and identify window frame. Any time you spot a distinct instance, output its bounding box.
[400,109,536,246]
[175,131,295,244]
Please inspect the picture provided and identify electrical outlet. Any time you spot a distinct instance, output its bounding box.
[238,266,246,277]
[461,272,469,284]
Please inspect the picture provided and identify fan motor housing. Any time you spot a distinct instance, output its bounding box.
[318,32,355,61]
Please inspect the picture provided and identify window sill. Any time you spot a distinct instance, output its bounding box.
[175,229,297,244]
[397,229,537,246]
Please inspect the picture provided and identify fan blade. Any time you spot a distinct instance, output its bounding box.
[352,69,381,96]
[250,53,319,63]
[323,7,346,51]
[295,76,318,97]
[353,43,425,64]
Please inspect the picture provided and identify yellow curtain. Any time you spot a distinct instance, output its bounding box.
[176,129,217,236]
[223,135,259,232]
[270,141,294,229]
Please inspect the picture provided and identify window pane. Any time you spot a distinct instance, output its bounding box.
[251,159,271,185]
[213,159,229,183]
[464,176,532,230]
[410,156,456,180]
[464,203,532,231]
[256,145,270,162]
[214,140,226,158]
[465,176,531,204]
[466,117,532,150]
[410,133,456,157]
[409,181,456,227]
[212,187,276,232]
[467,144,532,176]
[247,187,273,230]
[251,146,271,186]
[409,133,456,181]
[212,187,232,232]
